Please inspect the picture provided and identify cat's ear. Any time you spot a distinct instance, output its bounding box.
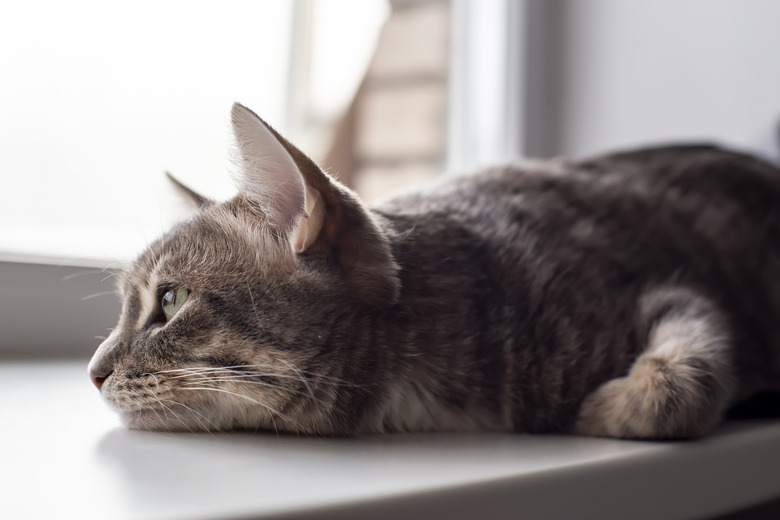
[231,103,324,253]
[165,171,213,209]
[230,103,400,305]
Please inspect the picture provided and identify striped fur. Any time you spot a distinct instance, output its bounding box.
[89,105,780,438]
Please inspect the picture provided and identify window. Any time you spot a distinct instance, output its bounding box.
[0,0,387,264]
[0,0,511,357]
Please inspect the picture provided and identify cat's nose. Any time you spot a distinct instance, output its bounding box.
[89,335,121,391]
[90,369,112,391]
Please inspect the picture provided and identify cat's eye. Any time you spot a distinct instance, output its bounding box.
[161,287,189,321]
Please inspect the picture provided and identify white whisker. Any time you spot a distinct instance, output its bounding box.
[278,358,315,400]
[162,397,218,432]
[101,273,122,282]
[81,290,119,301]
[247,283,261,324]
[182,385,290,421]
[141,388,173,432]
[153,365,363,389]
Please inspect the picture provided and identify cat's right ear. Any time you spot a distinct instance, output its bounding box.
[231,103,323,250]
[231,103,401,306]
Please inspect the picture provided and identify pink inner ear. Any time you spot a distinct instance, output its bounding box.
[231,103,307,231]
[294,185,325,253]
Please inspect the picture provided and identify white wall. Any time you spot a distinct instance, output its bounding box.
[550,0,780,158]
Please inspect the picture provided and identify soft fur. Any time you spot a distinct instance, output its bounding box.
[88,103,780,438]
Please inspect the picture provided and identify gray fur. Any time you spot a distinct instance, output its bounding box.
[89,107,780,439]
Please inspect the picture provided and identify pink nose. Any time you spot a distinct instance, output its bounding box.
[90,370,111,391]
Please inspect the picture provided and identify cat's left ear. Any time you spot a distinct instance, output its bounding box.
[231,103,400,305]
[165,171,214,209]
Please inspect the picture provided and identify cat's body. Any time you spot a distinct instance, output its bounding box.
[89,104,780,438]
[372,146,780,436]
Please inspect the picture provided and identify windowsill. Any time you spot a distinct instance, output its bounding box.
[2,360,779,520]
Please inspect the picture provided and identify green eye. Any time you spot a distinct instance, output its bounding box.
[161,287,189,321]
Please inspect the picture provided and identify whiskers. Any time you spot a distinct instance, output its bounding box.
[176,383,292,427]
[155,364,360,391]
[143,363,333,432]
[158,366,313,400]
[124,362,356,434]
[140,381,219,433]
[81,289,120,301]
[165,366,306,424]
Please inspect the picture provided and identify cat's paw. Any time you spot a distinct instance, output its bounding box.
[574,376,640,438]
[576,288,736,440]
[575,350,729,439]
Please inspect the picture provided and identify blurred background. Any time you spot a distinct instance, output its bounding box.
[2,0,780,357]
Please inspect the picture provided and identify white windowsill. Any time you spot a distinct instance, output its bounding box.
[2,360,779,520]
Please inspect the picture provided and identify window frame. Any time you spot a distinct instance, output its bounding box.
[447,0,555,172]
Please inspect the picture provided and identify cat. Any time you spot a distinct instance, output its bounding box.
[88,103,780,438]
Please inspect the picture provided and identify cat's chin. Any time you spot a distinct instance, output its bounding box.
[118,407,215,433]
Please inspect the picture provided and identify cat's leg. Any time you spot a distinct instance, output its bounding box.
[575,287,736,439]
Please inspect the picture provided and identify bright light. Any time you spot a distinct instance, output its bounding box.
[0,0,387,265]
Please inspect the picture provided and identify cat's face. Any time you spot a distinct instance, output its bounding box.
[88,104,400,433]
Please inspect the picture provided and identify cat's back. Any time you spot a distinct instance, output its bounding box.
[375,145,780,262]
[378,145,780,221]
[373,144,780,352]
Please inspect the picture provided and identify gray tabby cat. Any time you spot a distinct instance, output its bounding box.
[88,103,780,438]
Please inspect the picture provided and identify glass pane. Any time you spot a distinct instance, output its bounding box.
[0,0,387,264]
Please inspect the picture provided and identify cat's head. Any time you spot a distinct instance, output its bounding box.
[88,103,400,434]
